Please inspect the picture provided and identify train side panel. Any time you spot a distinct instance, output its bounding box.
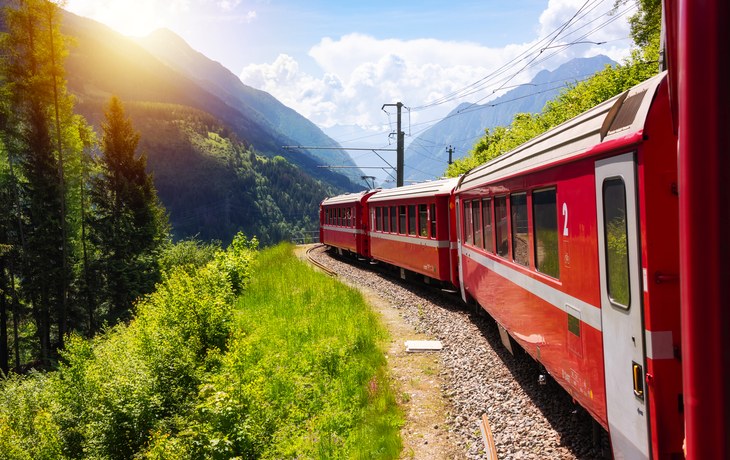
[458,160,608,427]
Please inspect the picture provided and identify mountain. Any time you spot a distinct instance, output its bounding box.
[55,9,364,244]
[60,10,361,190]
[317,124,399,188]
[404,55,615,181]
[132,28,364,182]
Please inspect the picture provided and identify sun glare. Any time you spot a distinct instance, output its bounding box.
[64,0,182,37]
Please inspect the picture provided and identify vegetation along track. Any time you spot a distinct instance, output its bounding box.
[309,245,609,460]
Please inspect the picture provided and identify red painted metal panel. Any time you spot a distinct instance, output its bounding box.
[636,81,684,458]
[675,0,730,458]
[369,195,455,283]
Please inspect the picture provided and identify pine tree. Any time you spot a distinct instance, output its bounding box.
[89,96,167,319]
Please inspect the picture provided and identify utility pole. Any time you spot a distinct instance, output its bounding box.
[382,102,405,187]
[446,145,455,165]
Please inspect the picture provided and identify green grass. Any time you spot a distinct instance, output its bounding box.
[0,239,402,459]
[220,243,403,459]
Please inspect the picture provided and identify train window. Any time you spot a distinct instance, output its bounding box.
[482,198,493,253]
[336,208,340,226]
[473,200,482,248]
[430,203,436,239]
[419,204,428,237]
[391,206,397,233]
[495,196,509,258]
[511,193,529,267]
[408,205,417,235]
[465,201,473,246]
[383,206,390,232]
[533,188,560,279]
[376,207,382,231]
[399,206,406,234]
[603,177,631,307]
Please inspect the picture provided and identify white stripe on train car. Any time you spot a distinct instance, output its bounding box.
[322,226,366,234]
[370,232,450,248]
[461,247,602,332]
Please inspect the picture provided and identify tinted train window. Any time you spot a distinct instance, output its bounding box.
[399,206,406,234]
[472,200,482,249]
[376,207,382,231]
[603,178,630,307]
[511,193,529,266]
[482,198,493,253]
[430,203,436,239]
[391,206,397,233]
[383,206,390,232]
[347,207,351,227]
[533,188,559,279]
[408,205,416,235]
[464,201,473,245]
[495,196,509,258]
[337,208,340,226]
[419,204,428,237]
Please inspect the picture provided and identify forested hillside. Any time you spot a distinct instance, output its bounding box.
[58,9,363,192]
[76,100,332,246]
[134,28,365,182]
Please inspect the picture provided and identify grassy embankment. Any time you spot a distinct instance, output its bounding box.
[0,240,402,459]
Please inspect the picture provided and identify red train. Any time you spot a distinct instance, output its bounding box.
[320,71,683,459]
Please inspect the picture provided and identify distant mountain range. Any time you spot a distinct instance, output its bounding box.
[403,55,615,181]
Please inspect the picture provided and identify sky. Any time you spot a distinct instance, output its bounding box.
[63,0,634,145]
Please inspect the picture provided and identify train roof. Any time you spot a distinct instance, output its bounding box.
[321,190,377,206]
[367,177,460,202]
[456,71,667,192]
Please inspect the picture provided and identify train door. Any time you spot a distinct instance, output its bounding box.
[595,152,650,460]
[455,196,466,302]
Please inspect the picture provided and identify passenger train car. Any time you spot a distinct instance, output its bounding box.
[319,190,378,258]
[367,178,459,287]
[319,71,683,460]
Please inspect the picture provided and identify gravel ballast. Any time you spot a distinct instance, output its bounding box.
[310,245,608,460]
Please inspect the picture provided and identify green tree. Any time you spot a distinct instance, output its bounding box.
[614,0,662,49]
[89,95,168,320]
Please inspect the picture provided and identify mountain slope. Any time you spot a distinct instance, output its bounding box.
[133,28,364,180]
[60,10,361,192]
[404,55,615,181]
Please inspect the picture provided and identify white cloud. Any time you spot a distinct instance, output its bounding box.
[240,0,630,129]
[217,0,242,11]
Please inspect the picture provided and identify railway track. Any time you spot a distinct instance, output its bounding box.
[308,244,609,460]
[304,243,338,277]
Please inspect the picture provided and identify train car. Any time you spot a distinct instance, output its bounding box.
[320,190,379,257]
[454,71,683,460]
[367,178,460,286]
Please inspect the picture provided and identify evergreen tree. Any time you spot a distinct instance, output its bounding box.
[89,95,167,319]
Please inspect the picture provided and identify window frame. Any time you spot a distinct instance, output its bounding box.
[464,201,473,246]
[510,192,529,267]
[532,186,560,280]
[494,195,509,259]
[418,203,428,238]
[398,205,406,235]
[482,197,493,253]
[602,176,631,309]
[430,203,436,239]
[376,206,382,231]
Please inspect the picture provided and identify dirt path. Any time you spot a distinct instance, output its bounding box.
[296,245,459,460]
